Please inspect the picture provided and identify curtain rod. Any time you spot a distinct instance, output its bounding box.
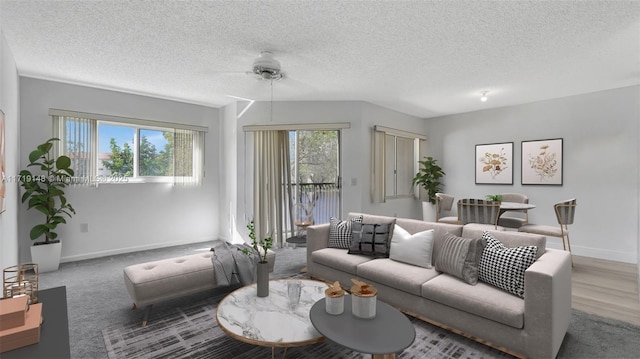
[374,125,426,140]
[243,122,351,132]
[49,108,209,132]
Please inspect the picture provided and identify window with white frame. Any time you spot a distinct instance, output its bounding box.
[51,109,206,186]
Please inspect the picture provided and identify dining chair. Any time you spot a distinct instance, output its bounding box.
[498,193,530,229]
[457,198,501,230]
[519,198,576,265]
[435,193,458,224]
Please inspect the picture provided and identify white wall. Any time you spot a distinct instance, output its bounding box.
[426,86,640,263]
[18,78,221,263]
[227,100,427,241]
[0,31,19,271]
[220,101,241,244]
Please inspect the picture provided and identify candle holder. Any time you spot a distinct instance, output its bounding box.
[350,279,377,319]
[325,290,345,315]
[3,263,39,304]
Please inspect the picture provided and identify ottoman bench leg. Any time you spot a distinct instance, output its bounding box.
[131,302,154,327]
[142,305,153,327]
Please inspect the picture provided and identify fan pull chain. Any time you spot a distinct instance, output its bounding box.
[270,79,274,122]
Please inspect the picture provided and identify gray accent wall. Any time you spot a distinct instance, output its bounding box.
[17,78,221,263]
[426,86,640,263]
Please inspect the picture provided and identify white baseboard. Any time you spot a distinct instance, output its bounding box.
[60,237,218,263]
[544,237,637,264]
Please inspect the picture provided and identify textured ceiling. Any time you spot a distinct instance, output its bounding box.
[1,0,639,118]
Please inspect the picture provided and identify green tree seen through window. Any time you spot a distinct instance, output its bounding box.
[103,138,134,176]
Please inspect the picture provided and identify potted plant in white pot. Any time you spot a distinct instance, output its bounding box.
[19,138,76,272]
[412,156,445,222]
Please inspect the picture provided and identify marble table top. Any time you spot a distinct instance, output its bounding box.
[499,201,536,211]
[216,279,327,348]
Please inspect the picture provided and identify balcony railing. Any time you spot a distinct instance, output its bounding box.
[289,182,340,230]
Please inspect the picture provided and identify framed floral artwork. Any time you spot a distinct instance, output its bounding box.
[522,138,563,185]
[475,142,513,185]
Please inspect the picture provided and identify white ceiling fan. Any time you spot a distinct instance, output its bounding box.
[248,51,285,81]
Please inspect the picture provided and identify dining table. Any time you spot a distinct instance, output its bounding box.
[498,201,536,217]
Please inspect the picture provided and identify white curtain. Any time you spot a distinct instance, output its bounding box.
[53,115,98,187]
[253,130,293,248]
[173,129,205,187]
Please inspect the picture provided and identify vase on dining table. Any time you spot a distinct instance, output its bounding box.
[256,261,269,297]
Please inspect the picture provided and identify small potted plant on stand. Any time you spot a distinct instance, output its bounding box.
[19,138,76,272]
[243,220,273,297]
[412,156,445,222]
[485,194,503,203]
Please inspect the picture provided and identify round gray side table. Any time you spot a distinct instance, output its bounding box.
[310,296,416,358]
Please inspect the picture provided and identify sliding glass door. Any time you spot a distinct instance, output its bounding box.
[289,130,341,231]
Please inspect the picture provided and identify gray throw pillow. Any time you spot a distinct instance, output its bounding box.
[435,233,486,285]
[348,222,393,258]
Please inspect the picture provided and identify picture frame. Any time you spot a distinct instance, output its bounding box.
[521,138,563,185]
[475,142,513,185]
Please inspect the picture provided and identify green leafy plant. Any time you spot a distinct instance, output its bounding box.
[242,220,273,263]
[412,156,445,205]
[485,194,503,202]
[19,138,76,244]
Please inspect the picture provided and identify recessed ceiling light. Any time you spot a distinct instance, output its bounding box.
[480,91,489,102]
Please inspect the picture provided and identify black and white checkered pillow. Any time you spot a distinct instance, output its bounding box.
[478,231,538,298]
[328,216,363,249]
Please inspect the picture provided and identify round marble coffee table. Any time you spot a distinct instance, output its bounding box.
[310,296,416,358]
[216,279,327,358]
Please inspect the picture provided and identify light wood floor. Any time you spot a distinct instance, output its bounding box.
[572,255,640,325]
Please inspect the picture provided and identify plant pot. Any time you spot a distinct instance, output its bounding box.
[422,201,437,222]
[256,261,269,297]
[30,241,62,273]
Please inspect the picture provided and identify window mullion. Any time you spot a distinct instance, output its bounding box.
[133,128,139,178]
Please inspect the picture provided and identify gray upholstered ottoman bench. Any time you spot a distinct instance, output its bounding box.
[123,249,275,326]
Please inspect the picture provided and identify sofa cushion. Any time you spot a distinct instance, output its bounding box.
[329,215,363,249]
[478,231,538,298]
[462,227,546,259]
[311,248,372,275]
[348,221,394,258]
[434,233,486,285]
[422,274,525,329]
[357,258,440,296]
[389,225,434,268]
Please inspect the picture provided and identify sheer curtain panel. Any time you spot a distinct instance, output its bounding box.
[253,130,293,248]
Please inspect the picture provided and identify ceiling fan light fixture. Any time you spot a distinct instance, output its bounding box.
[480,91,489,102]
[252,51,283,80]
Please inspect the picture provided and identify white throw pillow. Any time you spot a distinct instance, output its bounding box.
[389,225,435,268]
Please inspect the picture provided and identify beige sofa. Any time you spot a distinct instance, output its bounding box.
[306,212,572,359]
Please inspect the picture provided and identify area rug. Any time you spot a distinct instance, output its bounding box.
[102,292,513,359]
[103,292,640,359]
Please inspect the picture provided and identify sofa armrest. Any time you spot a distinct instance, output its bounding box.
[306,223,330,274]
[523,248,572,359]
